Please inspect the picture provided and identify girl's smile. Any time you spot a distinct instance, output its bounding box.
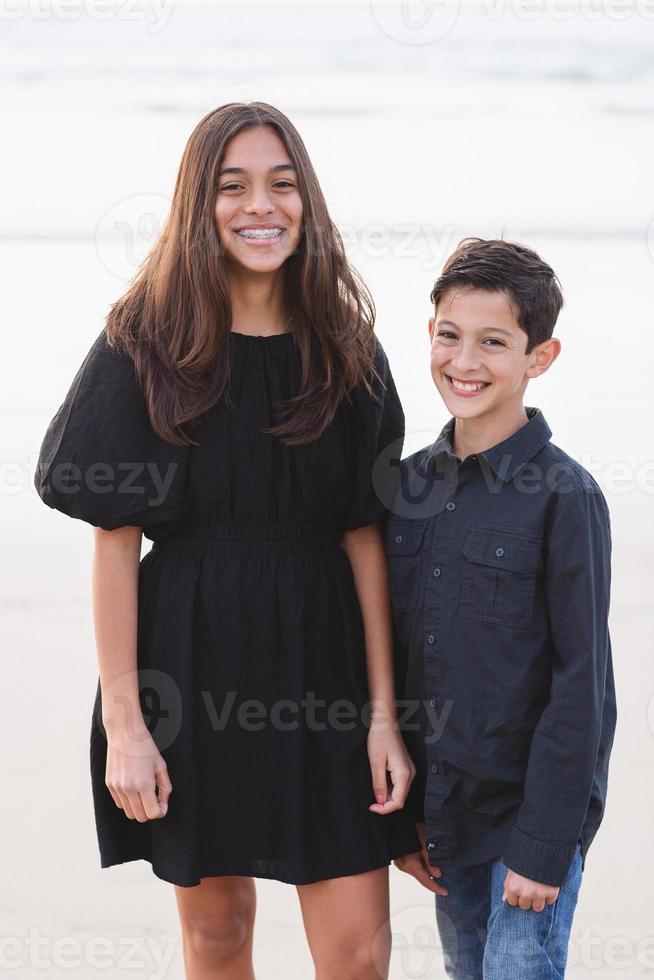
[234,223,288,246]
[215,126,303,273]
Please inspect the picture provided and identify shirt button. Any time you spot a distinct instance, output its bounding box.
[428,841,438,850]
[395,534,403,544]
[446,502,456,511]
[495,546,505,557]
[427,633,436,644]
[431,763,439,774]
[433,567,441,577]
[430,697,437,708]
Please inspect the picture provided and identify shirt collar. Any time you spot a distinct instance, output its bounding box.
[424,407,552,483]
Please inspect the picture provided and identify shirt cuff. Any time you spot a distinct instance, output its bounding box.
[502,826,578,887]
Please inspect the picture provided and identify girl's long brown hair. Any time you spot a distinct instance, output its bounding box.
[105,101,382,447]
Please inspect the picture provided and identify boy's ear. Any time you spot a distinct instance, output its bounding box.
[526,337,561,379]
[428,316,435,342]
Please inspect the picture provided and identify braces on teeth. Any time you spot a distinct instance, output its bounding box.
[238,228,283,239]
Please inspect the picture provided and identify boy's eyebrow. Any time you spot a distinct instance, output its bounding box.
[437,319,514,336]
[218,164,296,177]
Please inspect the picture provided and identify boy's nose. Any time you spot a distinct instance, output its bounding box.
[450,348,483,373]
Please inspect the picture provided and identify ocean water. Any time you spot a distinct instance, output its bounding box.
[5,3,653,550]
[3,7,654,977]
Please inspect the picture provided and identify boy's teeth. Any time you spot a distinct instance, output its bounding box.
[237,228,283,239]
[451,377,487,392]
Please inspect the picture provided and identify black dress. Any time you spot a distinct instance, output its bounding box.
[34,327,421,886]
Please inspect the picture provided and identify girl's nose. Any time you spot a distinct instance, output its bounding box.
[243,185,275,214]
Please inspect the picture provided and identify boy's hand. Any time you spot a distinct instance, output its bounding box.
[503,869,560,912]
[393,821,449,896]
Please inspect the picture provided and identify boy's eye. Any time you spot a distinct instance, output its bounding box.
[483,338,506,347]
[436,331,457,342]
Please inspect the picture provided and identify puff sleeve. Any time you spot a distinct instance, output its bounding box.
[343,338,405,531]
[34,329,189,540]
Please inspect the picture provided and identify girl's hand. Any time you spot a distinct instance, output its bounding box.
[105,729,172,822]
[367,724,416,815]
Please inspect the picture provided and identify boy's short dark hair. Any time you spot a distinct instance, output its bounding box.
[430,237,564,353]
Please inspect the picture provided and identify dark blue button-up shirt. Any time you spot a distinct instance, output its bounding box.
[383,407,616,887]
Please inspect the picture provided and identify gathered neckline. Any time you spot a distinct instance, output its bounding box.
[229,330,296,350]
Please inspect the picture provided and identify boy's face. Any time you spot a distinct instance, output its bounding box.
[428,287,559,423]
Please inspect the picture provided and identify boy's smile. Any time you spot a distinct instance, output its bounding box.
[430,287,528,414]
[427,287,559,458]
[429,287,558,431]
[444,374,492,398]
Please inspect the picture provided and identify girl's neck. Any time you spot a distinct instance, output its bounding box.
[228,268,290,335]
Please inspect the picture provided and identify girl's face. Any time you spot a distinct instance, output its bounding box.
[215,125,304,275]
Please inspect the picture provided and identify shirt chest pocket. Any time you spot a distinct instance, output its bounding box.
[458,526,542,628]
[384,519,429,611]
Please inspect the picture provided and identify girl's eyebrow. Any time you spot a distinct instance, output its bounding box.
[218,164,296,177]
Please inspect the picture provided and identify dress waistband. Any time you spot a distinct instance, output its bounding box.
[151,521,343,556]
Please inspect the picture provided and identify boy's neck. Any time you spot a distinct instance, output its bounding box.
[452,402,531,462]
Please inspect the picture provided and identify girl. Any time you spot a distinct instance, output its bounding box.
[34,102,420,979]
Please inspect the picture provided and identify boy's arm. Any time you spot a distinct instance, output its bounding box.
[502,480,614,888]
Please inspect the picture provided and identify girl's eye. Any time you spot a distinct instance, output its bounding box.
[219,181,295,192]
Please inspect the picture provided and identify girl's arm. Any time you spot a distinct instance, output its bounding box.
[92,526,143,733]
[92,527,171,821]
[341,522,416,814]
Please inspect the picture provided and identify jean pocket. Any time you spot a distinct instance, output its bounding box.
[458,525,542,627]
[384,518,429,611]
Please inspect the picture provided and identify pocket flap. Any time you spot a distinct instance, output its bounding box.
[385,520,428,556]
[463,526,541,573]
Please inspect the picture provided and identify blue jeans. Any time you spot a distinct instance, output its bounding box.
[434,843,583,979]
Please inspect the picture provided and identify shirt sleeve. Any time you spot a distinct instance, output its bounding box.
[343,338,405,531]
[502,480,615,887]
[34,329,189,539]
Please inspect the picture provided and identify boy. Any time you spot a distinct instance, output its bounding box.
[385,238,616,978]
